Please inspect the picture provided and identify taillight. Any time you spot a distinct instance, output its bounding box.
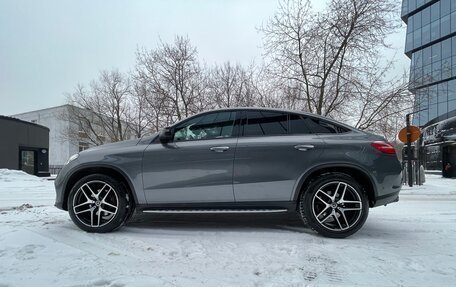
[371,141,396,155]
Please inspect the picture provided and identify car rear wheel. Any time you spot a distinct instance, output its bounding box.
[68,174,128,233]
[299,173,369,238]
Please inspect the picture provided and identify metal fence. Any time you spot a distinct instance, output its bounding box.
[49,165,64,175]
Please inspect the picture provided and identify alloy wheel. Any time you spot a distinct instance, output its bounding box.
[311,181,363,232]
[72,180,119,228]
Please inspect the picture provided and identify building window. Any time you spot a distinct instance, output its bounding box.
[430,20,440,41]
[418,109,429,126]
[422,23,431,44]
[409,15,415,32]
[429,85,438,105]
[423,64,432,84]
[441,0,451,17]
[438,101,448,116]
[438,82,448,102]
[413,28,422,47]
[416,67,423,86]
[78,142,90,152]
[429,104,438,120]
[414,11,422,30]
[449,100,456,112]
[419,87,429,107]
[432,60,441,81]
[431,2,440,22]
[78,130,89,139]
[408,0,416,13]
[442,58,452,79]
[441,14,451,36]
[406,32,413,51]
[416,0,424,8]
[409,35,456,89]
[452,56,456,77]
[442,38,451,59]
[449,80,456,101]
[422,6,431,26]
[451,11,456,33]
[431,42,441,62]
[423,46,432,65]
[402,0,408,16]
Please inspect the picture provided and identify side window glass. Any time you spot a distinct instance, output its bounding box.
[174,112,236,141]
[306,118,348,134]
[244,111,288,136]
[289,114,312,134]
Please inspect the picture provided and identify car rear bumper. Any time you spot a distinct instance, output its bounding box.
[373,190,400,207]
[372,170,402,207]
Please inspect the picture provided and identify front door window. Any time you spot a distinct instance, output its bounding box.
[173,111,236,141]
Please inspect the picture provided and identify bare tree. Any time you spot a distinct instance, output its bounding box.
[350,71,413,140]
[208,62,260,108]
[62,70,135,146]
[63,2,410,142]
[135,36,205,127]
[260,0,401,116]
[127,79,154,137]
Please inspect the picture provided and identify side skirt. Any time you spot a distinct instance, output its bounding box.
[136,201,298,214]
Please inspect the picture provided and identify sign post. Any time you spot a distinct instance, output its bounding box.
[406,115,413,187]
[398,121,421,187]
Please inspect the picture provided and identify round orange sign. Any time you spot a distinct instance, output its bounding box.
[398,125,421,143]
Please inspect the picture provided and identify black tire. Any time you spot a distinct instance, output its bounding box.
[68,174,128,233]
[299,172,369,238]
[123,194,137,225]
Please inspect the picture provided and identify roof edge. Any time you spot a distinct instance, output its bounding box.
[0,115,50,131]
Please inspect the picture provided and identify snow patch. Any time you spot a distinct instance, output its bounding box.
[0,169,55,209]
[0,169,46,183]
[0,169,455,286]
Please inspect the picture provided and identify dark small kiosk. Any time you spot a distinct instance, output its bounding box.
[421,116,456,178]
[0,116,50,177]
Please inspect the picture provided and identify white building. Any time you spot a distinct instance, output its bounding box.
[12,105,79,173]
[12,105,136,174]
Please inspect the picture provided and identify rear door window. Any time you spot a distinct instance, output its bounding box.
[307,118,349,134]
[290,114,349,134]
[289,114,312,134]
[243,111,288,136]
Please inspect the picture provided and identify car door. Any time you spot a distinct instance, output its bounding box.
[233,111,324,202]
[142,111,239,204]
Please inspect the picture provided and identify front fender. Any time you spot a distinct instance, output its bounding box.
[57,162,144,210]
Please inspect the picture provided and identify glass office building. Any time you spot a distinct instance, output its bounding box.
[402,0,456,175]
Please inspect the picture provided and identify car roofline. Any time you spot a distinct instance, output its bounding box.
[168,107,361,133]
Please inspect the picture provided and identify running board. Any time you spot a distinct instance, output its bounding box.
[142,208,288,214]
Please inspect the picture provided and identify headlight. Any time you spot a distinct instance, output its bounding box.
[65,153,79,165]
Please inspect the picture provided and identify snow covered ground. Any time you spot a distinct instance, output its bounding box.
[0,169,455,287]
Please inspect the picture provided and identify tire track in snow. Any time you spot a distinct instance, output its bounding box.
[24,226,146,263]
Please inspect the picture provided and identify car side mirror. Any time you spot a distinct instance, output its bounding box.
[159,127,173,143]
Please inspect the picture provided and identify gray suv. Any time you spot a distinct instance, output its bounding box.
[55,108,402,238]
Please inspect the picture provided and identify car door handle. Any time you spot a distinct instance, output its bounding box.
[210,146,230,152]
[294,144,315,151]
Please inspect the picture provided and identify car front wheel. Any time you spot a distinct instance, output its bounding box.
[68,174,128,233]
[299,173,369,238]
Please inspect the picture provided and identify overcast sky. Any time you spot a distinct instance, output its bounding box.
[0,0,409,116]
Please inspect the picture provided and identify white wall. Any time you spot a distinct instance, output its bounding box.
[12,105,74,166]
